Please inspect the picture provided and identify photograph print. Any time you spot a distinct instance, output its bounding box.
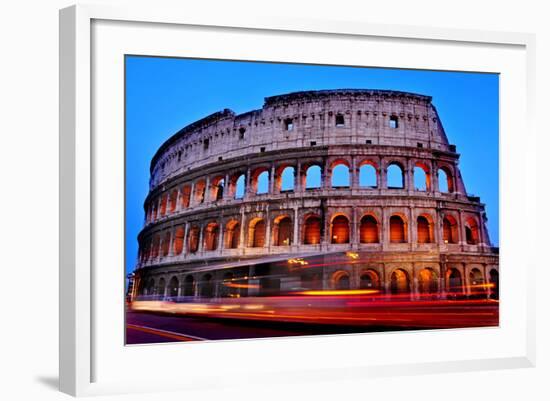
[125,57,499,344]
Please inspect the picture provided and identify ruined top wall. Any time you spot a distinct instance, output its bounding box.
[149,89,452,189]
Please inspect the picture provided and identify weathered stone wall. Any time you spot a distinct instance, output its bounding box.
[133,89,498,300]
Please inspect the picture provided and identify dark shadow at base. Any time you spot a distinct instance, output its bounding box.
[35,376,59,391]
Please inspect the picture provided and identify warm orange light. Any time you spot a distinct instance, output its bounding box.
[296,289,380,296]
[224,283,260,289]
[346,251,359,259]
[287,258,309,266]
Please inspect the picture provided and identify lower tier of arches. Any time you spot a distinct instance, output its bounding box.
[132,251,499,301]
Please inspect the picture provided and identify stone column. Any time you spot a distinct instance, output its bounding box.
[168,228,175,257]
[293,207,299,246]
[323,163,331,189]
[189,182,196,207]
[223,173,230,200]
[407,159,414,193]
[182,223,189,256]
[381,207,388,250]
[217,223,224,253]
[351,206,358,249]
[204,176,211,203]
[432,160,440,194]
[245,167,252,199]
[351,156,358,189]
[380,164,387,190]
[269,164,276,194]
[440,263,447,299]
[265,208,272,250]
[197,223,205,254]
[239,209,246,252]
[295,161,302,193]
[458,209,466,247]
[408,206,414,250]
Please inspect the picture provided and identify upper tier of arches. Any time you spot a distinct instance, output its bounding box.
[149,90,455,189]
[144,154,466,226]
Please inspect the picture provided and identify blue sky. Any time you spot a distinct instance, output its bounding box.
[126,56,499,275]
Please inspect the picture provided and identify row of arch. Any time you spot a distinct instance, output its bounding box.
[145,158,458,224]
[138,267,499,299]
[139,211,482,262]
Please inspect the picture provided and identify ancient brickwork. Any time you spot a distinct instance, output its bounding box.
[133,89,498,300]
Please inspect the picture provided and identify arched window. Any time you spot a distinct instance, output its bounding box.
[465,218,480,245]
[438,167,454,193]
[390,215,406,243]
[360,215,379,243]
[280,166,295,192]
[187,226,200,253]
[203,222,220,251]
[180,185,191,209]
[387,163,404,188]
[168,276,179,297]
[273,216,292,246]
[390,269,410,294]
[249,219,266,247]
[225,220,240,249]
[173,227,184,255]
[151,236,160,259]
[194,180,206,204]
[418,268,438,294]
[331,215,350,244]
[447,268,462,293]
[305,165,322,189]
[157,278,166,297]
[417,215,432,243]
[256,170,269,194]
[183,275,194,296]
[210,176,225,201]
[234,174,245,199]
[359,163,377,188]
[169,189,178,213]
[413,164,430,191]
[443,216,458,244]
[360,270,380,289]
[161,231,171,257]
[159,194,168,216]
[146,278,155,296]
[331,163,350,188]
[303,215,321,245]
[333,271,350,290]
[469,268,485,298]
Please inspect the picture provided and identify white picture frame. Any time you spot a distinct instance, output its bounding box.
[59,4,536,397]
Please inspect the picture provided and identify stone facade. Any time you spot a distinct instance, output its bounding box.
[132,89,499,300]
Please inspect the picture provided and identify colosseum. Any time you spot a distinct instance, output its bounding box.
[130,89,499,301]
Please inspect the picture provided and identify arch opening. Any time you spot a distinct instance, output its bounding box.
[273,216,292,246]
[360,215,379,243]
[359,163,377,188]
[387,163,404,189]
[390,215,406,243]
[303,215,321,245]
[417,215,433,243]
[331,215,350,244]
[390,269,410,295]
[203,222,220,251]
[305,165,322,189]
[331,163,350,188]
[224,220,240,249]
